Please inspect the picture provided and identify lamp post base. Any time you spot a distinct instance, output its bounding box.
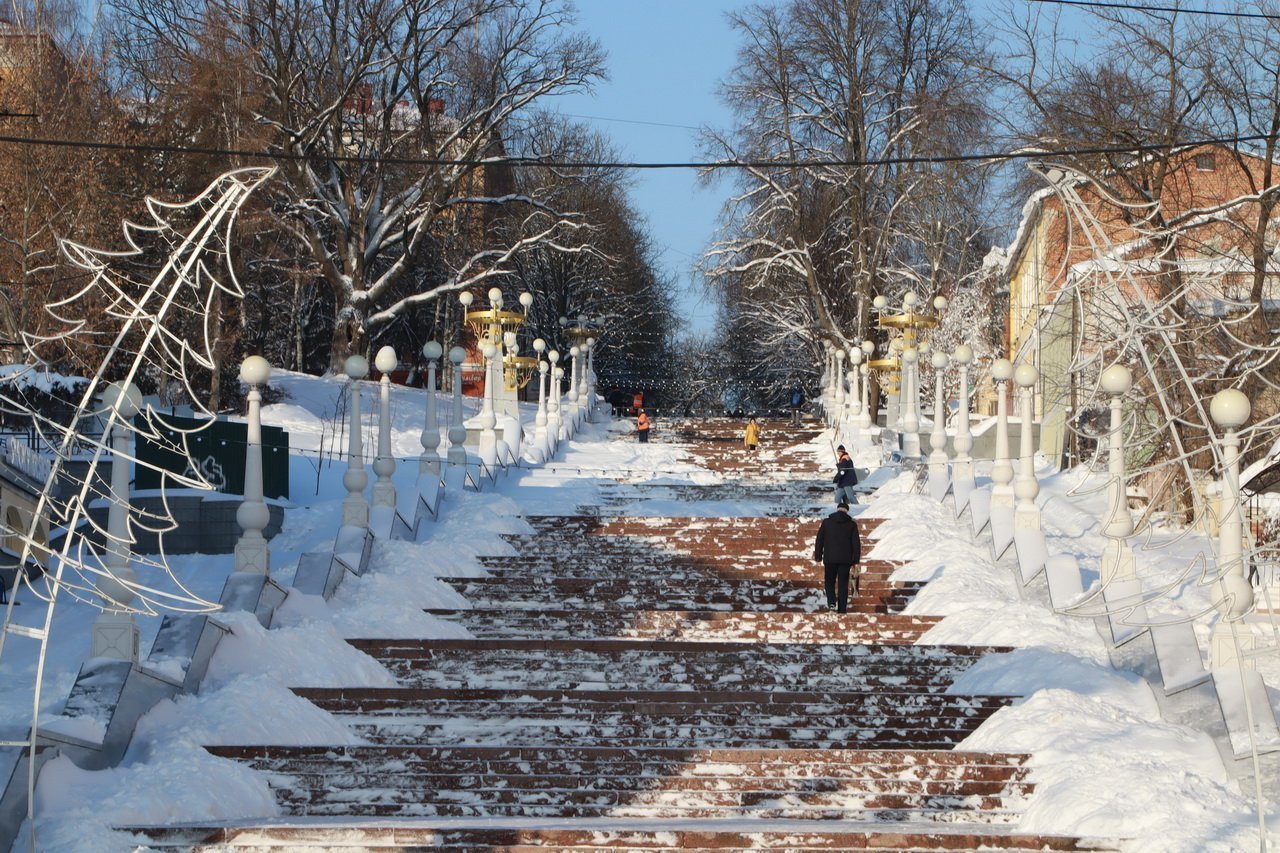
[1210,619,1255,669]
[91,612,139,662]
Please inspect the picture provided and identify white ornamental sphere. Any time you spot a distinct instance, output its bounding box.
[1210,388,1251,429]
[1100,364,1132,396]
[903,291,918,308]
[548,350,560,363]
[860,363,869,375]
[586,337,596,348]
[519,291,534,308]
[459,291,474,307]
[861,340,874,355]
[902,347,918,364]
[1014,364,1038,388]
[570,346,580,356]
[240,355,271,386]
[421,340,443,360]
[835,349,845,362]
[931,351,949,370]
[846,370,856,382]
[503,331,517,349]
[375,346,397,374]
[558,316,569,327]
[578,314,587,324]
[448,346,467,365]
[344,354,369,380]
[487,286,503,304]
[482,343,497,359]
[848,348,861,365]
[533,338,546,353]
[952,344,974,365]
[918,341,930,355]
[873,295,887,310]
[991,358,1014,382]
[933,295,947,311]
[102,381,143,418]
[1217,573,1255,620]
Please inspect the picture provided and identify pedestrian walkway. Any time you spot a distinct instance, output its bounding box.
[128,419,1117,850]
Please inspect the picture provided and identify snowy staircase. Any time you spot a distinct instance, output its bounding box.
[125,419,1117,851]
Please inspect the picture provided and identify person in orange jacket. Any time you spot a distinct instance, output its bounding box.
[636,409,651,443]
[744,417,761,451]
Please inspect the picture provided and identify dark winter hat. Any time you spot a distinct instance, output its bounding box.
[836,445,846,451]
[836,500,850,510]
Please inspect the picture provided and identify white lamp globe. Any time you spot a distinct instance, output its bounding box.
[448,346,466,365]
[952,344,974,365]
[548,350,560,363]
[931,351,949,370]
[1100,364,1133,396]
[422,340,443,360]
[860,363,869,375]
[586,337,596,348]
[903,291,918,308]
[375,346,397,374]
[933,295,947,311]
[519,291,534,309]
[558,316,568,327]
[102,381,143,418]
[503,331,517,349]
[481,343,497,359]
[861,340,875,356]
[570,346,580,357]
[902,346,918,364]
[848,348,861,365]
[487,287,502,305]
[533,338,546,353]
[991,358,1014,382]
[1014,364,1038,388]
[459,291,474,307]
[873,295,887,310]
[1210,388,1251,429]
[918,341,930,355]
[240,355,271,386]
[344,354,369,380]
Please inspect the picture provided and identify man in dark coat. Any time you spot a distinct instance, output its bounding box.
[813,500,862,613]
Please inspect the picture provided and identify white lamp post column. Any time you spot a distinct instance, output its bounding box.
[533,339,549,457]
[372,346,398,508]
[1098,365,1136,582]
[446,346,468,469]
[567,345,581,432]
[92,381,142,662]
[235,357,272,575]
[928,351,949,480]
[951,345,975,483]
[419,341,443,475]
[586,336,598,418]
[833,349,847,434]
[822,343,834,424]
[848,347,862,438]
[548,350,563,444]
[990,358,1015,508]
[901,346,920,459]
[478,343,498,466]
[1209,388,1255,668]
[341,355,370,527]
[1014,364,1041,531]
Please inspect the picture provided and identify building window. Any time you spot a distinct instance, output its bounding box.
[1195,153,1217,171]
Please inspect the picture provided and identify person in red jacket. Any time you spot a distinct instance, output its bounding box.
[813,500,862,613]
[636,409,651,443]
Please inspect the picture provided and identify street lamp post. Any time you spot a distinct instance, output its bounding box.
[567,345,581,432]
[341,355,370,528]
[990,358,1015,509]
[951,345,975,485]
[477,342,498,466]
[1014,363,1041,531]
[371,346,398,509]
[91,381,143,662]
[446,346,468,470]
[928,350,949,481]
[548,350,563,444]
[533,339,549,459]
[235,356,272,575]
[419,341,443,475]
[1208,388,1255,669]
[900,345,920,459]
[1099,365,1136,583]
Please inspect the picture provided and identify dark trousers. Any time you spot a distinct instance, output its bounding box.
[638,430,649,443]
[823,563,857,613]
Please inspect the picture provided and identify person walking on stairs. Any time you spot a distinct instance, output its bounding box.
[636,408,651,443]
[789,387,804,424]
[744,417,761,452]
[813,500,862,613]
[833,445,859,506]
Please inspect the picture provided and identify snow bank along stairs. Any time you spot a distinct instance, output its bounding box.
[130,419,1118,851]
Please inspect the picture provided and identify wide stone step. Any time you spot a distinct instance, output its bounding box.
[351,638,998,692]
[125,823,1120,851]
[522,515,884,536]
[420,609,941,642]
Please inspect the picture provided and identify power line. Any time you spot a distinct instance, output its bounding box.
[1028,0,1280,20]
[0,131,1274,170]
[558,112,702,132]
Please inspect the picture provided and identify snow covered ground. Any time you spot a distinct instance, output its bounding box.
[2,370,1277,851]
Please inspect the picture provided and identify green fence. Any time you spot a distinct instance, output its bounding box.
[134,413,289,499]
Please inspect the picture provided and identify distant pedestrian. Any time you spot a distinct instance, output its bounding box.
[636,408,651,443]
[833,445,859,506]
[744,417,761,451]
[813,500,862,613]
[789,387,804,425]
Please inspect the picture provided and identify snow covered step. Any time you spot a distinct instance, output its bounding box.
[523,514,884,537]
[417,609,941,642]
[351,638,998,692]
[124,823,1121,851]
[476,555,906,582]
